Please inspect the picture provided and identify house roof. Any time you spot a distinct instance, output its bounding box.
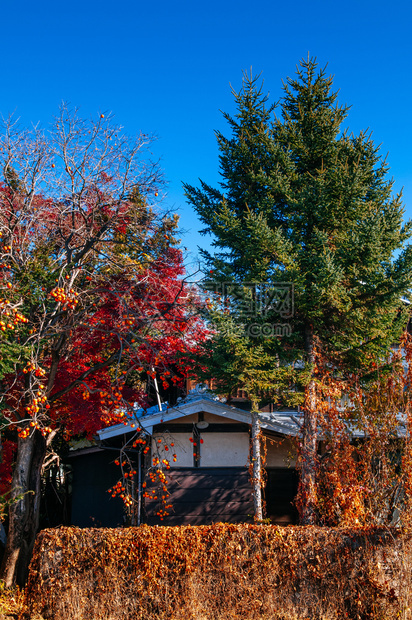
[97,385,302,441]
[97,384,408,443]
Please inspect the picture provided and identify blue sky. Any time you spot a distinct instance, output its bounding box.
[1,0,411,270]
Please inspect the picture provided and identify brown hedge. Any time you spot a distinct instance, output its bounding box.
[24,524,412,620]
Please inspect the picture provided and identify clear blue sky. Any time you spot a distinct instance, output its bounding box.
[1,0,411,270]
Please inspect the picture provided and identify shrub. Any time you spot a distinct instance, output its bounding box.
[24,524,412,620]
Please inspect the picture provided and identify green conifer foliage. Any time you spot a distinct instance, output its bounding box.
[185,57,412,524]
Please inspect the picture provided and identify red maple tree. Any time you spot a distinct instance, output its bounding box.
[0,106,206,585]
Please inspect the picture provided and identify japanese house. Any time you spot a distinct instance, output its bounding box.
[67,386,301,527]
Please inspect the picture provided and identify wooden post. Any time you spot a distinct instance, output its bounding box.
[251,401,263,521]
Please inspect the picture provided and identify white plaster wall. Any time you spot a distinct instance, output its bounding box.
[164,412,240,425]
[151,432,193,467]
[200,432,249,467]
[203,412,239,424]
[169,413,197,424]
[265,438,297,467]
[152,429,296,469]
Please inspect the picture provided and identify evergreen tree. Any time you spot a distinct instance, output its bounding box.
[184,58,412,524]
[194,309,300,520]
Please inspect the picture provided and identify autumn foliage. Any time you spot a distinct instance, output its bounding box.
[292,333,412,528]
[0,106,207,586]
[24,524,412,620]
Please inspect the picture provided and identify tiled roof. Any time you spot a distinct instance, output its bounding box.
[97,385,302,440]
[96,385,407,441]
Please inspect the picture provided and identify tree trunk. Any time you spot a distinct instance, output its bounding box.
[0,429,46,586]
[251,402,263,521]
[300,324,318,525]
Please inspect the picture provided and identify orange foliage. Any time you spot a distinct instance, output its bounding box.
[297,333,412,526]
[25,524,412,620]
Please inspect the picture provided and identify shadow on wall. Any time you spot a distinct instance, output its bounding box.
[145,467,298,526]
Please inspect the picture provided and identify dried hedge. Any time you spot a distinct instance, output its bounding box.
[24,524,412,620]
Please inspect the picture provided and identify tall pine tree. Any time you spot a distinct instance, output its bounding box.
[185,58,412,524]
[193,309,301,520]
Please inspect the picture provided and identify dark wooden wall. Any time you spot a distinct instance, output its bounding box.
[69,450,124,527]
[145,467,254,525]
[69,452,298,527]
[265,468,299,524]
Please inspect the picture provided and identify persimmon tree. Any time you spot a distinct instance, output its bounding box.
[0,106,204,586]
[185,58,412,525]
